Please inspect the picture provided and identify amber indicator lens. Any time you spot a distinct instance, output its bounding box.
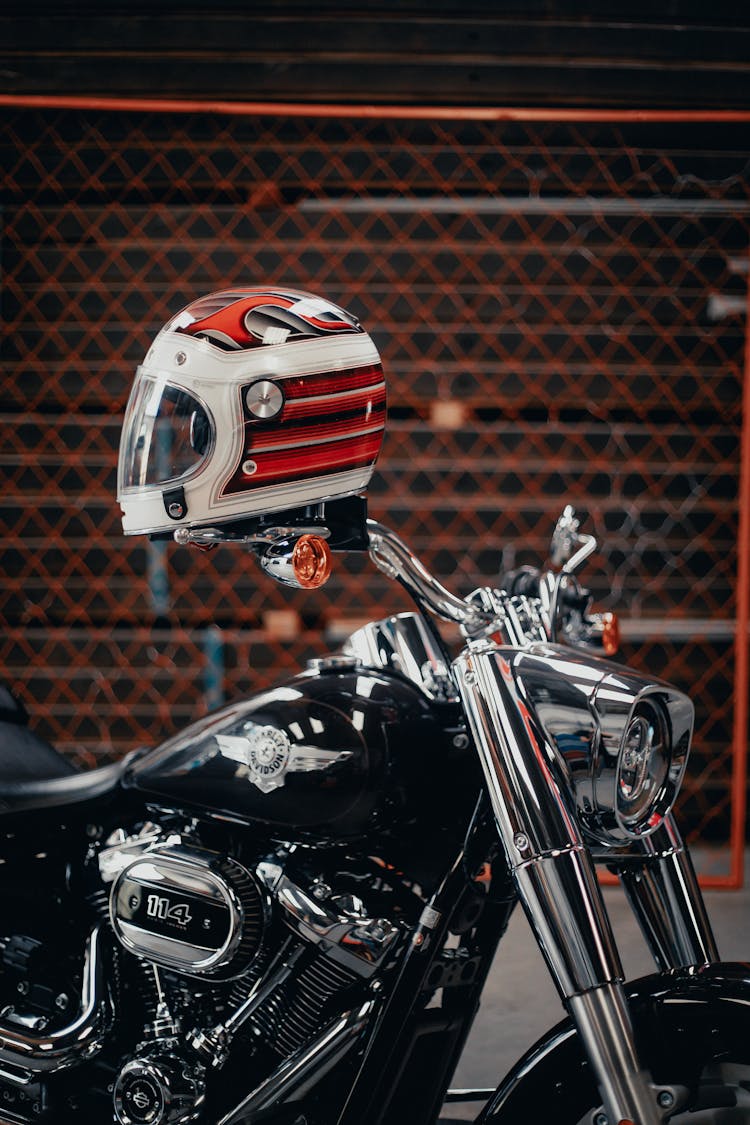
[602,611,620,656]
[292,534,332,589]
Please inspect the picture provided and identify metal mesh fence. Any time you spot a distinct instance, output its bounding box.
[1,105,748,881]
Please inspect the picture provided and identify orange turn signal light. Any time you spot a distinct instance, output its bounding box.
[292,534,332,589]
[602,611,620,656]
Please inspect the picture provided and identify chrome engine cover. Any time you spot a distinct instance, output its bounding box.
[109,845,267,979]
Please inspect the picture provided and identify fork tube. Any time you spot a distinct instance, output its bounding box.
[615,815,719,971]
[454,642,662,1125]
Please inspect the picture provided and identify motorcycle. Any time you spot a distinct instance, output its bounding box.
[0,287,748,1125]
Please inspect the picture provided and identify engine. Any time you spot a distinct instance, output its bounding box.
[93,821,405,1125]
[0,798,491,1125]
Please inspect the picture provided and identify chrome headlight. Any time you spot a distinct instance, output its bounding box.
[591,679,693,844]
[616,699,674,833]
[508,648,694,848]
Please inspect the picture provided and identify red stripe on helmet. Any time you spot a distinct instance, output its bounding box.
[282,384,386,423]
[280,363,384,401]
[247,400,387,452]
[221,430,383,495]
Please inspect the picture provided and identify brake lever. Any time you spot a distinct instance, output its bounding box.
[550,505,597,575]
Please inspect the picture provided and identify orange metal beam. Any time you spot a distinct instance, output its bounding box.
[2,93,750,123]
[729,256,750,887]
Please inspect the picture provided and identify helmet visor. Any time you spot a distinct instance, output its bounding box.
[118,371,213,495]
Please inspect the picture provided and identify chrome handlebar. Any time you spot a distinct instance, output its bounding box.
[366,520,496,635]
[367,517,614,654]
[173,507,610,651]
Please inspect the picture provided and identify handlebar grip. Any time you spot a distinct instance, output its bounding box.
[503,566,541,598]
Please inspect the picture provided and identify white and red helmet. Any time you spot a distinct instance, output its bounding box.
[117,289,386,536]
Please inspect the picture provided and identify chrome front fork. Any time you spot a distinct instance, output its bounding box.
[454,641,693,1125]
[611,815,719,972]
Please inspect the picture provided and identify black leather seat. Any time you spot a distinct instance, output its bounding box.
[0,685,128,815]
[0,719,77,784]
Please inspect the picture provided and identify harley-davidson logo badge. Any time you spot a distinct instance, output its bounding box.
[215,724,352,794]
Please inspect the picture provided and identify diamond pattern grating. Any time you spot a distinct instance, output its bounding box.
[0,107,747,881]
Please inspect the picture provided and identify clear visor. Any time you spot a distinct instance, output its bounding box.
[118,370,214,495]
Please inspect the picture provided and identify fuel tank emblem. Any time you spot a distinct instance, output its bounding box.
[215,724,352,794]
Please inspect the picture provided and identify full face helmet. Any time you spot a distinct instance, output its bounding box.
[117,289,386,536]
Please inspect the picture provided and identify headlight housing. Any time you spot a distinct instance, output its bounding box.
[508,648,694,848]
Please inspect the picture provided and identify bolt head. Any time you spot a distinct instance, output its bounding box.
[658,1090,675,1108]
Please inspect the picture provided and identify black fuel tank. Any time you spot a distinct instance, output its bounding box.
[126,666,462,837]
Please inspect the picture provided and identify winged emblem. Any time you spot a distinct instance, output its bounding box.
[215,723,353,794]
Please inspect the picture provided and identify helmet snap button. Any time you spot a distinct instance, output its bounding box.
[245,380,284,420]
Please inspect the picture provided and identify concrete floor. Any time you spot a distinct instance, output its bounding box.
[446,875,750,1120]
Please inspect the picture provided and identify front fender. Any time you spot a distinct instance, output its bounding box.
[478,962,750,1123]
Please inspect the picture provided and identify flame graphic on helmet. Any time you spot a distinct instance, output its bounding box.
[171,289,362,351]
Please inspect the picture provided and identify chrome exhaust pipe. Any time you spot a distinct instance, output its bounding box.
[0,925,112,1074]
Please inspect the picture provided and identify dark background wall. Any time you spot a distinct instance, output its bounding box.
[2,2,750,109]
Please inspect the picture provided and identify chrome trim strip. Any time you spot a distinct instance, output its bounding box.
[444,1088,496,1103]
[0,1062,34,1087]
